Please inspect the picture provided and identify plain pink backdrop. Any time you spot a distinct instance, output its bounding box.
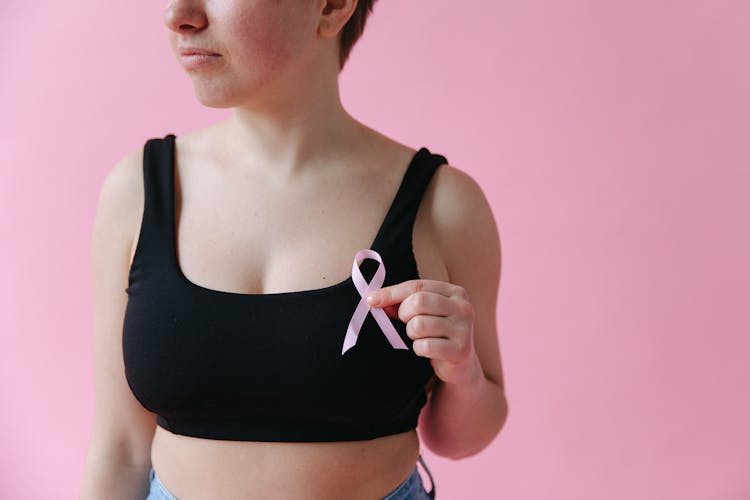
[1,1,749,499]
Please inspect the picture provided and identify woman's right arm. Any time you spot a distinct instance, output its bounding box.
[79,147,157,500]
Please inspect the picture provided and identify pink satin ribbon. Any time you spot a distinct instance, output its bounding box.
[341,249,409,355]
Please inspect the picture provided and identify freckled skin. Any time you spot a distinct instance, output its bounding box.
[165,0,324,108]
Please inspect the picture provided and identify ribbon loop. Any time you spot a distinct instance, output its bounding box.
[341,249,409,355]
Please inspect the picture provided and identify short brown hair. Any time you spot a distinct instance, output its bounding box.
[338,0,377,71]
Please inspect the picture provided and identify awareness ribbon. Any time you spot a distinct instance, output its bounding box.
[341,249,409,355]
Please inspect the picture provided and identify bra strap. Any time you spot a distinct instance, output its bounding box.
[370,147,448,279]
[127,134,176,292]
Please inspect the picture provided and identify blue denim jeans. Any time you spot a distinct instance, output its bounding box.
[146,453,435,499]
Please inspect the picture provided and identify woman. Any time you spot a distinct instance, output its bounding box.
[80,1,508,498]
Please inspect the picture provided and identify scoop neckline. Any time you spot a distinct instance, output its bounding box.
[165,134,428,299]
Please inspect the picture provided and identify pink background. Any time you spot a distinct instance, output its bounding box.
[2,1,749,498]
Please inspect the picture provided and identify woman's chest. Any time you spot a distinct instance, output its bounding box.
[164,175,448,297]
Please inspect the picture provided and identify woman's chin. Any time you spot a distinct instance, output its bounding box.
[195,98,236,109]
[191,87,238,109]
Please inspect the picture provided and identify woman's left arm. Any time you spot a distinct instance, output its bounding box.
[367,164,508,460]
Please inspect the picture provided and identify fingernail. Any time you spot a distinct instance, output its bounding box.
[367,293,379,305]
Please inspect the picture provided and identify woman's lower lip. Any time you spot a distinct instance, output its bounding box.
[180,54,221,69]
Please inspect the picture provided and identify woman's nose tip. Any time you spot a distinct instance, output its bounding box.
[163,4,207,33]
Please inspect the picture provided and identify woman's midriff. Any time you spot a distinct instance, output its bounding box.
[150,425,422,500]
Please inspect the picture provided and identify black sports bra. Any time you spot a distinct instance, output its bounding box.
[123,134,448,442]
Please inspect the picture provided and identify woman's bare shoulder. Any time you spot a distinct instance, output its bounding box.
[427,162,500,292]
[97,146,145,222]
[93,145,147,265]
[428,162,496,246]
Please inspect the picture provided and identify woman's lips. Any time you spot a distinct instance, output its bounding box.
[177,46,221,69]
[180,53,221,70]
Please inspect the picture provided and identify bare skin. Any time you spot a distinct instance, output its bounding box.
[136,118,447,499]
